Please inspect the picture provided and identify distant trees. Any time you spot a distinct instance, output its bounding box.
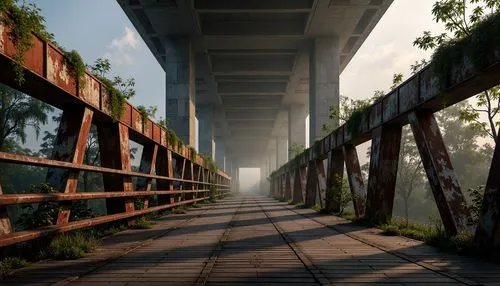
[0,84,53,151]
[414,0,500,140]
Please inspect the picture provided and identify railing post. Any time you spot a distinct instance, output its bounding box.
[366,125,402,224]
[476,132,500,246]
[136,144,158,209]
[343,145,366,218]
[409,111,471,235]
[46,107,93,224]
[325,149,344,213]
[305,160,319,207]
[0,185,12,236]
[284,171,292,201]
[316,159,327,208]
[292,166,306,204]
[176,157,187,202]
[98,123,134,216]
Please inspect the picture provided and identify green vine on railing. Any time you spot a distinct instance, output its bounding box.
[167,129,183,150]
[345,103,371,136]
[1,0,54,85]
[63,49,86,88]
[200,153,218,173]
[432,11,500,93]
[92,75,126,121]
[188,146,197,160]
[137,105,148,122]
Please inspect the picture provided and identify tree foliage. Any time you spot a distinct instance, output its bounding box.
[414,0,500,140]
[289,143,305,159]
[0,84,53,151]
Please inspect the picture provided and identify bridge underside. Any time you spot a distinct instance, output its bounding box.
[4,194,500,285]
[118,0,394,170]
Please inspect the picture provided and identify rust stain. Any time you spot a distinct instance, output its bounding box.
[131,108,143,132]
[399,76,419,113]
[47,46,76,96]
[383,91,398,122]
[408,111,471,234]
[343,145,366,217]
[369,103,382,130]
[0,23,5,53]
[24,36,44,76]
[144,119,152,138]
[79,73,100,108]
[419,67,438,102]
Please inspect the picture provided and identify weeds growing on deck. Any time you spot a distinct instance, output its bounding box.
[131,218,153,230]
[47,232,97,260]
[0,257,29,279]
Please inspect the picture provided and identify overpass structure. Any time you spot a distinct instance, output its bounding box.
[117,0,393,178]
[1,1,500,285]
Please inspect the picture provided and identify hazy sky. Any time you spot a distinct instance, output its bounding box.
[26,0,447,190]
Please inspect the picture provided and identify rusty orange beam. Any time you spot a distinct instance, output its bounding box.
[0,190,212,205]
[0,152,229,187]
[0,197,209,248]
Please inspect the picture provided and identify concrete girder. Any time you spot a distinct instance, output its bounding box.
[200,14,308,36]
[218,82,287,94]
[211,57,295,74]
[195,0,314,11]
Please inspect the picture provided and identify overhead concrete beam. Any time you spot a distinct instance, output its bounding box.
[226,110,277,120]
[210,50,297,57]
[212,57,295,74]
[195,0,313,11]
[218,82,287,94]
[201,20,306,36]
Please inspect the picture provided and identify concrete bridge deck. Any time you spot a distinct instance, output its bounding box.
[3,194,500,286]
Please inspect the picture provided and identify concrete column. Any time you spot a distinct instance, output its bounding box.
[276,138,288,167]
[215,137,226,171]
[269,150,277,172]
[165,36,196,147]
[198,104,215,159]
[226,157,232,176]
[235,168,239,192]
[288,104,306,159]
[309,37,340,142]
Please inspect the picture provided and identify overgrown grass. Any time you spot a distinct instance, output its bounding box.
[299,203,486,259]
[275,197,287,203]
[376,217,483,257]
[311,204,322,212]
[47,232,97,260]
[0,257,30,279]
[295,202,308,209]
[131,218,153,230]
[287,199,294,205]
[170,206,187,214]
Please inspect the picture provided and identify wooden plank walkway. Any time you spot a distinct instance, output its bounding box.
[3,194,500,285]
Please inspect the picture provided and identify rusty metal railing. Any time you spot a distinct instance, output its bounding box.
[0,21,231,247]
[270,45,500,244]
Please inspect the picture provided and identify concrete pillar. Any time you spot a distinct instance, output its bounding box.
[226,157,232,176]
[276,138,288,167]
[309,37,340,142]
[215,137,226,171]
[288,104,306,159]
[165,36,196,147]
[269,150,277,172]
[198,104,215,159]
[235,168,239,192]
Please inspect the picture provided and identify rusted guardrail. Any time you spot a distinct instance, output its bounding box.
[270,35,500,244]
[0,21,231,247]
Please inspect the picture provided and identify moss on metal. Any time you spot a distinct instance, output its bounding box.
[432,11,500,93]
